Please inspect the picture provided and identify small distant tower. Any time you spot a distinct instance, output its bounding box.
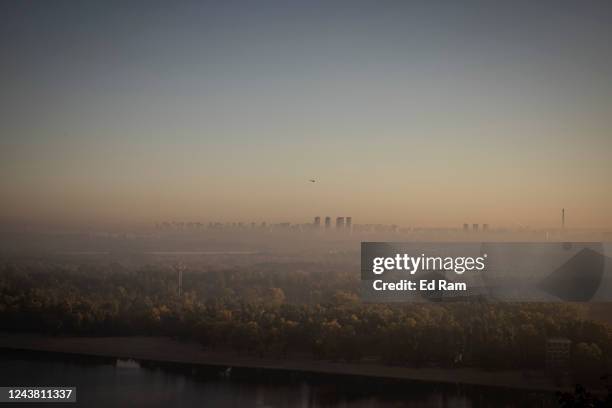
[314,216,321,228]
[173,263,185,297]
[463,223,469,232]
[546,337,571,371]
[472,223,479,232]
[336,217,345,230]
[562,208,565,230]
[483,223,489,232]
[325,216,331,229]
[345,217,352,231]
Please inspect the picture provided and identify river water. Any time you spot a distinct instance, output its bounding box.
[0,350,556,407]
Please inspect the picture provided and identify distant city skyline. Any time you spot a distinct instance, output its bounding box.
[152,208,583,233]
[1,1,611,229]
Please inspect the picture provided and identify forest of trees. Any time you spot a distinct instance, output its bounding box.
[1,261,611,382]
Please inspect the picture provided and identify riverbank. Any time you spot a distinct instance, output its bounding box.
[0,332,565,392]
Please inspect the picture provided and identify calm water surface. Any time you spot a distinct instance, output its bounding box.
[0,350,556,407]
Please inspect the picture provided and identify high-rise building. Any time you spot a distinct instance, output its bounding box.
[472,223,479,232]
[325,216,331,229]
[336,217,345,230]
[314,216,321,228]
[463,223,469,232]
[345,217,352,231]
[483,223,489,231]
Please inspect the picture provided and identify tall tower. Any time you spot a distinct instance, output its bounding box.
[314,216,321,228]
[345,217,352,231]
[325,216,331,229]
[173,263,185,297]
[562,208,565,230]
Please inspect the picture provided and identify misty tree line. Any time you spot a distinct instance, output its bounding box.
[0,263,610,379]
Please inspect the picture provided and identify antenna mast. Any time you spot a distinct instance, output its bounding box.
[562,208,565,230]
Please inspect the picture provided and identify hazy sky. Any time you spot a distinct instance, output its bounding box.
[1,0,611,228]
